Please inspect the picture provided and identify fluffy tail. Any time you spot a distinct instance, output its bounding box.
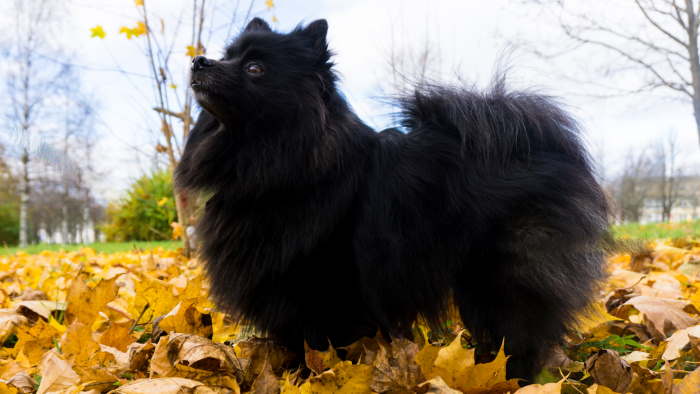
[399,79,593,173]
[385,80,610,379]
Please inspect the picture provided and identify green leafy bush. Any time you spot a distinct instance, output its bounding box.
[0,194,19,246]
[102,170,176,241]
[0,153,19,246]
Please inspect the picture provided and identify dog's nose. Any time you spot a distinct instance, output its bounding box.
[192,56,213,72]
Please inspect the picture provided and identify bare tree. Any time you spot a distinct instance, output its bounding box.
[121,0,260,256]
[610,134,686,223]
[652,132,684,221]
[4,0,68,246]
[613,148,654,222]
[535,0,700,148]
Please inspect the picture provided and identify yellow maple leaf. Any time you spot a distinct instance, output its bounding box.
[134,0,144,6]
[90,25,106,39]
[14,320,61,365]
[272,15,279,23]
[134,21,147,36]
[416,331,510,392]
[65,275,118,326]
[157,197,169,207]
[119,26,134,39]
[158,301,213,337]
[60,322,100,364]
[185,44,205,58]
[265,0,275,9]
[130,275,179,322]
[168,83,178,89]
[119,21,148,39]
[300,361,373,393]
[212,311,241,343]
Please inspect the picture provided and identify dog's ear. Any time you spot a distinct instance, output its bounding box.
[301,19,328,53]
[244,17,272,33]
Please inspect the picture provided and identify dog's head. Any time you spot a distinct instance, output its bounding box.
[190,18,334,126]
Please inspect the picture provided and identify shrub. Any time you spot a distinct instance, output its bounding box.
[0,195,19,246]
[102,170,177,241]
[0,152,19,246]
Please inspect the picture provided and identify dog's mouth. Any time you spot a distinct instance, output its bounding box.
[190,73,209,90]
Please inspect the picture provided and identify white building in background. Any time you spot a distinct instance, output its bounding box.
[638,176,700,224]
[37,218,97,244]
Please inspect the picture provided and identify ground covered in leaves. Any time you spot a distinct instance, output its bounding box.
[0,240,699,393]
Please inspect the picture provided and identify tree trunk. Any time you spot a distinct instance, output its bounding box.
[693,99,700,147]
[61,206,69,243]
[19,149,29,247]
[686,0,700,149]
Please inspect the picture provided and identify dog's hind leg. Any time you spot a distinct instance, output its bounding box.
[454,220,604,381]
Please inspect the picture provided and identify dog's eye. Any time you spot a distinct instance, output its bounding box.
[245,62,264,76]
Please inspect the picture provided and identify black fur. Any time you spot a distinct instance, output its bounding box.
[176,17,609,380]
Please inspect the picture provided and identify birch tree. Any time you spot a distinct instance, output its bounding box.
[537,0,700,149]
[4,0,68,246]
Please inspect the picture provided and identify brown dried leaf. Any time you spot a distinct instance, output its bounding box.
[585,350,632,393]
[128,341,155,371]
[305,343,341,374]
[35,350,80,394]
[339,335,382,364]
[662,325,700,360]
[110,377,236,393]
[613,296,698,340]
[514,379,563,393]
[0,310,27,343]
[235,338,295,386]
[5,372,34,394]
[150,333,237,379]
[100,344,130,372]
[250,361,278,394]
[13,289,47,301]
[416,376,461,393]
[14,300,65,322]
[673,365,700,394]
[639,274,683,299]
[368,338,422,393]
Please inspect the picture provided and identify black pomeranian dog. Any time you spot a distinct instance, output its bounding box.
[176,17,609,380]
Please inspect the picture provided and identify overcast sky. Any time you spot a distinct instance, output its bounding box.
[1,0,698,201]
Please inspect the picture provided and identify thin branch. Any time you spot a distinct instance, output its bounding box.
[666,0,689,28]
[153,107,193,124]
[575,19,689,61]
[562,25,693,97]
[665,53,692,85]
[634,0,690,48]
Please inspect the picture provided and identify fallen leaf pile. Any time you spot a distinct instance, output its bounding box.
[0,239,699,393]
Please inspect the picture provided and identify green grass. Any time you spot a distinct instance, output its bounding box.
[1,220,698,256]
[613,220,700,240]
[0,240,181,256]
